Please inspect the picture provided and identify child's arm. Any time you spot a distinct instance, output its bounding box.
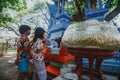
[23,37,30,53]
[44,40,50,48]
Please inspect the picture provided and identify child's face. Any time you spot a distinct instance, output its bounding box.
[43,32,47,40]
[26,30,31,35]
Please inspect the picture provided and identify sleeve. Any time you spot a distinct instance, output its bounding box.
[37,39,43,49]
[34,39,44,53]
[17,39,23,57]
[33,39,44,62]
[17,37,29,57]
[23,37,29,47]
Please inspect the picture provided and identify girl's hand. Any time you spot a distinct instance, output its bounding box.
[33,53,37,58]
[44,40,50,47]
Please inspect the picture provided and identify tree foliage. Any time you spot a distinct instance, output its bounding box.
[0,0,27,27]
[2,2,48,36]
[110,0,120,8]
[65,0,120,22]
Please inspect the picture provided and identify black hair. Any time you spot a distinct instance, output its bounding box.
[19,25,31,35]
[33,27,45,42]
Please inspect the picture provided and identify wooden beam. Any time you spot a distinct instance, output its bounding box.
[105,7,120,21]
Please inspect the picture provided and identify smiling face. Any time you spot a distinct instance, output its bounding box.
[43,32,47,40]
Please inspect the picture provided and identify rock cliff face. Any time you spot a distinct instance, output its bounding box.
[62,20,120,50]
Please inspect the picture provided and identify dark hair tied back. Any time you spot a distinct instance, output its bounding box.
[33,27,45,42]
